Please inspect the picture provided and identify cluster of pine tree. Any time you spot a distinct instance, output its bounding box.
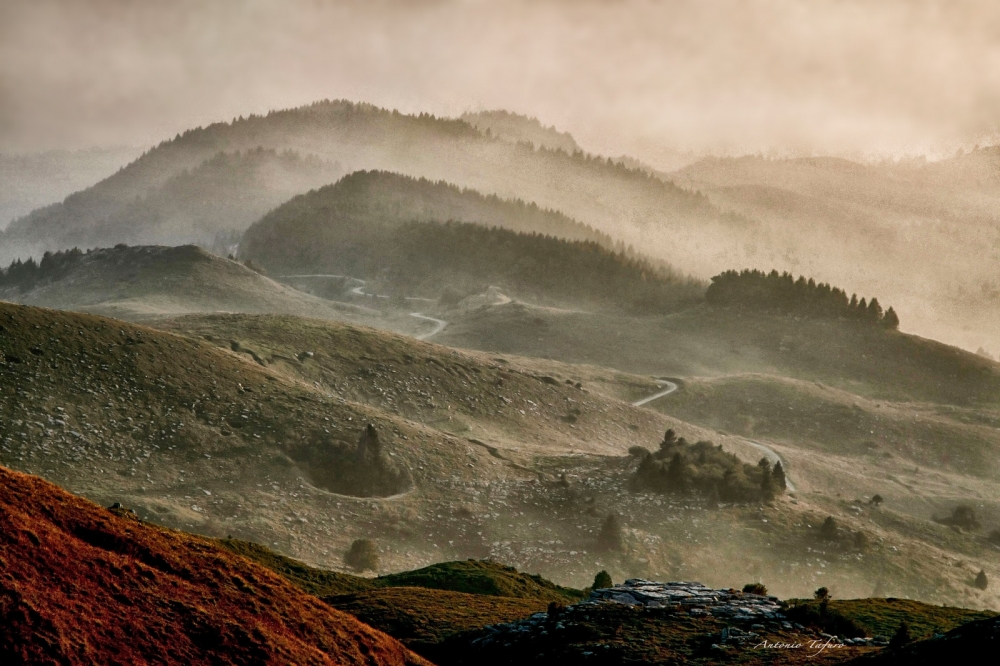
[383,221,702,313]
[705,269,899,329]
[0,247,85,291]
[630,430,786,503]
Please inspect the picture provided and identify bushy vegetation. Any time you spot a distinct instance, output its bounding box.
[290,423,411,498]
[706,268,899,328]
[596,514,625,552]
[629,430,784,503]
[592,571,613,590]
[934,505,981,531]
[344,538,380,573]
[742,583,767,595]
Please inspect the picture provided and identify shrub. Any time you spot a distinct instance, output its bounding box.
[597,514,624,552]
[742,583,767,595]
[814,587,830,600]
[592,570,613,590]
[975,570,989,590]
[935,505,981,530]
[889,621,912,649]
[820,517,839,541]
[784,601,866,638]
[344,539,380,573]
[869,494,884,507]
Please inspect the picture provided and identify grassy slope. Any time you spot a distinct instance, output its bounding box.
[0,244,408,327]
[0,465,427,666]
[438,304,1000,407]
[156,312,693,458]
[220,538,582,603]
[786,598,995,642]
[0,301,515,572]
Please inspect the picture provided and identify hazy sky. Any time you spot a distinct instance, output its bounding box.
[2,0,1000,166]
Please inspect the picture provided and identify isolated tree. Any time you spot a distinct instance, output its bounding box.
[869,494,884,507]
[592,570,613,590]
[659,429,677,453]
[772,461,787,491]
[344,538,380,573]
[814,587,830,600]
[975,570,989,590]
[597,513,625,552]
[820,516,839,541]
[743,582,768,595]
[889,621,912,649]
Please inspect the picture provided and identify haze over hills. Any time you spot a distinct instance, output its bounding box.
[2,148,343,260]
[240,171,702,311]
[3,99,999,353]
[0,146,143,230]
[459,110,581,153]
[0,99,734,281]
[671,151,1000,353]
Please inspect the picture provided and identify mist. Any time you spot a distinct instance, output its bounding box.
[4,0,1000,166]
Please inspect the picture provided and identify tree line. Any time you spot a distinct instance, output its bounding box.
[706,269,899,329]
[0,247,86,292]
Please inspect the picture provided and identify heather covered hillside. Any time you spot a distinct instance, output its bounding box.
[0,465,428,666]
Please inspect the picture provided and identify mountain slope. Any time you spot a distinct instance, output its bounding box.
[460,110,581,152]
[0,465,428,666]
[0,147,143,229]
[2,148,342,260]
[240,172,701,311]
[2,100,735,275]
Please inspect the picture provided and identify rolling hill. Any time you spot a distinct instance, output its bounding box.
[0,465,428,665]
[239,171,702,311]
[3,301,1000,609]
[0,244,425,331]
[0,99,736,279]
[1,148,342,260]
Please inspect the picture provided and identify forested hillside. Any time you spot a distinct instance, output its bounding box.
[240,172,702,312]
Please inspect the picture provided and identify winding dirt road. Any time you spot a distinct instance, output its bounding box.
[632,379,796,492]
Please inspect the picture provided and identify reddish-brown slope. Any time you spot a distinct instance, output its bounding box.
[0,466,430,666]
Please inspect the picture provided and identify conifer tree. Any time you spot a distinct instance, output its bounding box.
[882,306,900,330]
[772,461,787,491]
